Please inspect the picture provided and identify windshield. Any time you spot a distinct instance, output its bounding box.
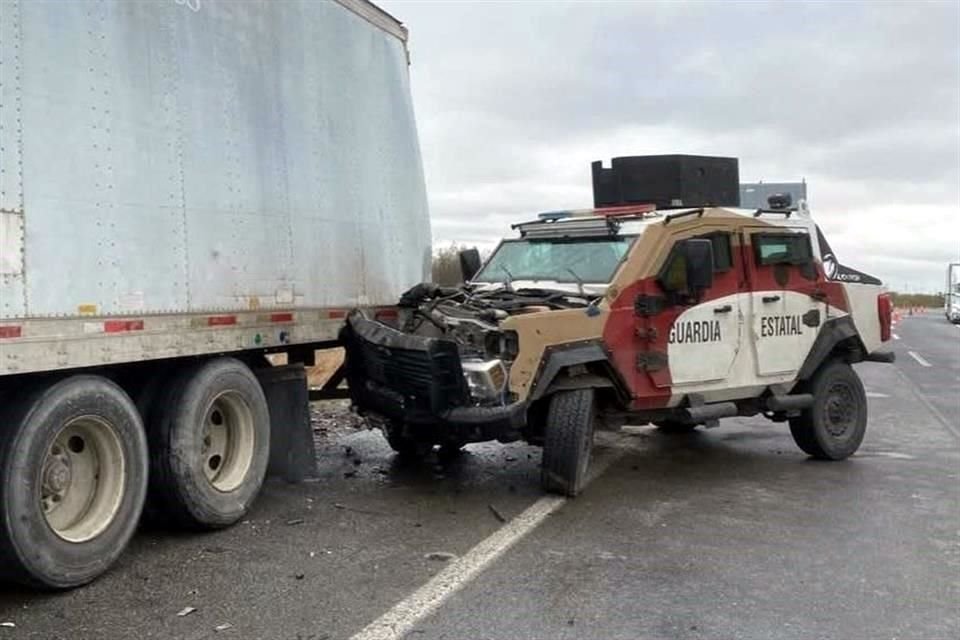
[472,237,634,284]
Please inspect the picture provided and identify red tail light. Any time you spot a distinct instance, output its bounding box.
[878,293,892,342]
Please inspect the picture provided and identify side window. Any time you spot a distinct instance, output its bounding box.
[661,250,688,292]
[703,232,732,272]
[754,233,812,266]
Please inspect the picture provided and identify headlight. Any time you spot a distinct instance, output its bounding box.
[462,359,507,402]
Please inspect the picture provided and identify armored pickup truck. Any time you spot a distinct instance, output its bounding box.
[343,155,895,496]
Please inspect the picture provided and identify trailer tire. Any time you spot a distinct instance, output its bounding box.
[789,360,867,460]
[0,376,148,588]
[541,389,595,497]
[149,358,269,529]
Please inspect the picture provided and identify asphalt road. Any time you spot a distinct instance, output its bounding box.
[1,313,958,640]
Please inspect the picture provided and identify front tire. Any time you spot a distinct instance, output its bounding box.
[789,360,867,460]
[541,389,596,497]
[0,376,148,588]
[149,358,270,529]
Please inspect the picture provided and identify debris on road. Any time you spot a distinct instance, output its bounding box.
[488,504,508,523]
[286,518,305,526]
[177,607,197,618]
[424,551,457,562]
[214,623,233,632]
[0,622,15,628]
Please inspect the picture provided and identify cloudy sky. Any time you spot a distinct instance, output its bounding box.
[379,0,960,293]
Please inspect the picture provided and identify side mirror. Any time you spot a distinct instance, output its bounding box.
[458,248,482,282]
[683,238,714,293]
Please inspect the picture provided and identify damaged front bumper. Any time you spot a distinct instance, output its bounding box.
[340,312,527,443]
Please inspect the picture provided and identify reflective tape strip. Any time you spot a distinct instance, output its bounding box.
[270,312,294,323]
[207,315,237,327]
[0,325,21,339]
[328,310,347,319]
[104,320,144,333]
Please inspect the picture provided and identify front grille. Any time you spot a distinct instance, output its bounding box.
[343,314,469,417]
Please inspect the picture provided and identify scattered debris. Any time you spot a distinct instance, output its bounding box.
[214,623,233,632]
[334,503,345,510]
[177,607,197,618]
[203,546,229,554]
[309,551,316,558]
[286,518,305,526]
[424,551,457,562]
[504,455,517,462]
[294,573,305,580]
[488,504,507,523]
[343,470,357,479]
[0,622,15,629]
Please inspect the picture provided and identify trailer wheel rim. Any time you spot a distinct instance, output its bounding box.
[201,392,255,492]
[41,417,126,543]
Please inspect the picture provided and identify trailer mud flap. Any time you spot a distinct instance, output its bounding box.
[257,364,317,483]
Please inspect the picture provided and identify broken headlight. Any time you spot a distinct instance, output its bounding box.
[462,358,508,403]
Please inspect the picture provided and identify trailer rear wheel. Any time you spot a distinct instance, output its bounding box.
[541,389,595,497]
[0,376,147,588]
[789,360,867,460]
[149,358,269,529]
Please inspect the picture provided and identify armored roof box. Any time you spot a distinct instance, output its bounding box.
[592,155,740,209]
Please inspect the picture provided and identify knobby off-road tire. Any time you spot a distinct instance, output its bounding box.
[0,376,148,588]
[541,389,596,497]
[384,422,433,460]
[789,360,867,460]
[149,358,270,529]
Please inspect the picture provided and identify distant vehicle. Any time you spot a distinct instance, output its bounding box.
[0,0,429,588]
[344,155,895,497]
[946,263,960,323]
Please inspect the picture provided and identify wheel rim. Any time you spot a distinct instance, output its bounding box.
[823,381,857,437]
[41,417,126,543]
[201,392,256,492]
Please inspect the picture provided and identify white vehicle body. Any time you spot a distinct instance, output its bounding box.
[946,263,960,323]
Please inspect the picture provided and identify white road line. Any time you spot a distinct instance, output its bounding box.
[907,351,932,367]
[892,333,900,341]
[350,445,624,640]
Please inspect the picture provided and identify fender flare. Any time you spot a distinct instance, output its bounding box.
[528,342,627,402]
[796,317,865,381]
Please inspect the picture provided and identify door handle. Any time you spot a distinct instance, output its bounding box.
[713,304,732,314]
[762,295,780,303]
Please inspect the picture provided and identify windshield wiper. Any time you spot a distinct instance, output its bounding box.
[565,267,585,296]
[499,265,515,292]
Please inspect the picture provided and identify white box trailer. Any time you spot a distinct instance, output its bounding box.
[0,0,429,587]
[946,263,960,323]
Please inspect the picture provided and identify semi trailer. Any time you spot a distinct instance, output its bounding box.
[0,0,429,587]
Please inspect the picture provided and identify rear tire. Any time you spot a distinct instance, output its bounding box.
[0,376,148,588]
[541,389,595,497]
[149,358,270,529]
[789,360,867,460]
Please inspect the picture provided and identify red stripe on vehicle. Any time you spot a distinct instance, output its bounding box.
[375,308,398,320]
[207,315,237,327]
[104,320,144,333]
[270,313,294,323]
[328,310,347,319]
[0,325,22,339]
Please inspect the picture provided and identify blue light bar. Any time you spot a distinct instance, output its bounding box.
[537,210,573,221]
